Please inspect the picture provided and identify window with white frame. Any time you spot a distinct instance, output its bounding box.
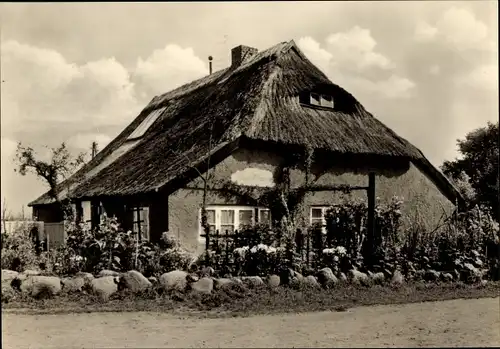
[82,201,92,224]
[305,92,335,109]
[199,206,271,240]
[310,206,332,233]
[131,206,150,241]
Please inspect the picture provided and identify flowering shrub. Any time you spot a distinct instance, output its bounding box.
[60,216,193,276]
[319,246,347,272]
[324,202,365,257]
[236,243,287,276]
[321,197,403,268]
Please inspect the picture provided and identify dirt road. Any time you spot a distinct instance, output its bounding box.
[3,297,499,348]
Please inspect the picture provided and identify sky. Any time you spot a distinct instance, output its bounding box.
[1,1,498,217]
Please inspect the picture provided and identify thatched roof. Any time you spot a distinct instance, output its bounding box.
[29,40,463,207]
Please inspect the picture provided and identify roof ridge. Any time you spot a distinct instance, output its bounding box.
[147,40,295,111]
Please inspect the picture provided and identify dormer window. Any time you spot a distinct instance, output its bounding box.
[127,106,167,141]
[320,94,334,108]
[310,93,320,106]
[301,92,335,109]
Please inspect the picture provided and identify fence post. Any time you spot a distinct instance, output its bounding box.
[225,229,229,273]
[205,227,210,250]
[204,227,210,265]
[306,230,310,269]
[215,229,220,251]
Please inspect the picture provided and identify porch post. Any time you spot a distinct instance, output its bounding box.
[90,199,101,230]
[366,172,376,263]
[74,200,83,224]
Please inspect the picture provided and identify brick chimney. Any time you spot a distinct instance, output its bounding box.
[231,45,258,67]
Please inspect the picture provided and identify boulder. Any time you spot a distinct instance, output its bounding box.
[370,272,385,285]
[338,272,348,283]
[304,275,320,288]
[1,270,20,302]
[98,270,121,277]
[19,275,62,298]
[148,277,158,285]
[61,276,88,293]
[349,269,371,286]
[230,277,243,285]
[316,268,338,288]
[159,270,189,292]
[75,272,94,281]
[280,268,302,285]
[391,270,404,286]
[424,269,440,282]
[2,269,19,281]
[200,266,215,277]
[91,276,119,300]
[190,277,213,294]
[462,263,482,283]
[213,278,235,290]
[118,270,152,293]
[266,274,281,288]
[241,276,265,288]
[22,270,40,276]
[441,273,453,282]
[186,273,199,283]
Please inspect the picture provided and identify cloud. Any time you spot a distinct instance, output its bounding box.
[456,64,498,91]
[429,65,441,75]
[67,133,112,152]
[134,44,208,98]
[414,7,495,51]
[414,21,438,42]
[1,40,208,142]
[325,26,392,71]
[1,40,142,140]
[296,36,332,73]
[297,30,414,100]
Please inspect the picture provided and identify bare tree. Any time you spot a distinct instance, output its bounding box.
[14,142,87,219]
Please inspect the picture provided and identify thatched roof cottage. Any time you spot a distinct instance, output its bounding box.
[29,40,463,252]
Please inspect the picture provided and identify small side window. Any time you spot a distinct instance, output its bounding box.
[321,94,334,108]
[310,93,320,106]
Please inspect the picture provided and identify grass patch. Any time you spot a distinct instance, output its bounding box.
[3,281,500,318]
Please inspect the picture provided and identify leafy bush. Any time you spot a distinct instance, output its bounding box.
[1,223,49,272]
[59,216,193,276]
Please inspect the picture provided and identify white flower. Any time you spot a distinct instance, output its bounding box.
[333,255,339,262]
[323,248,335,254]
[250,246,258,253]
[257,244,268,251]
[335,246,347,255]
[267,247,277,254]
[234,247,249,257]
[70,255,84,262]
